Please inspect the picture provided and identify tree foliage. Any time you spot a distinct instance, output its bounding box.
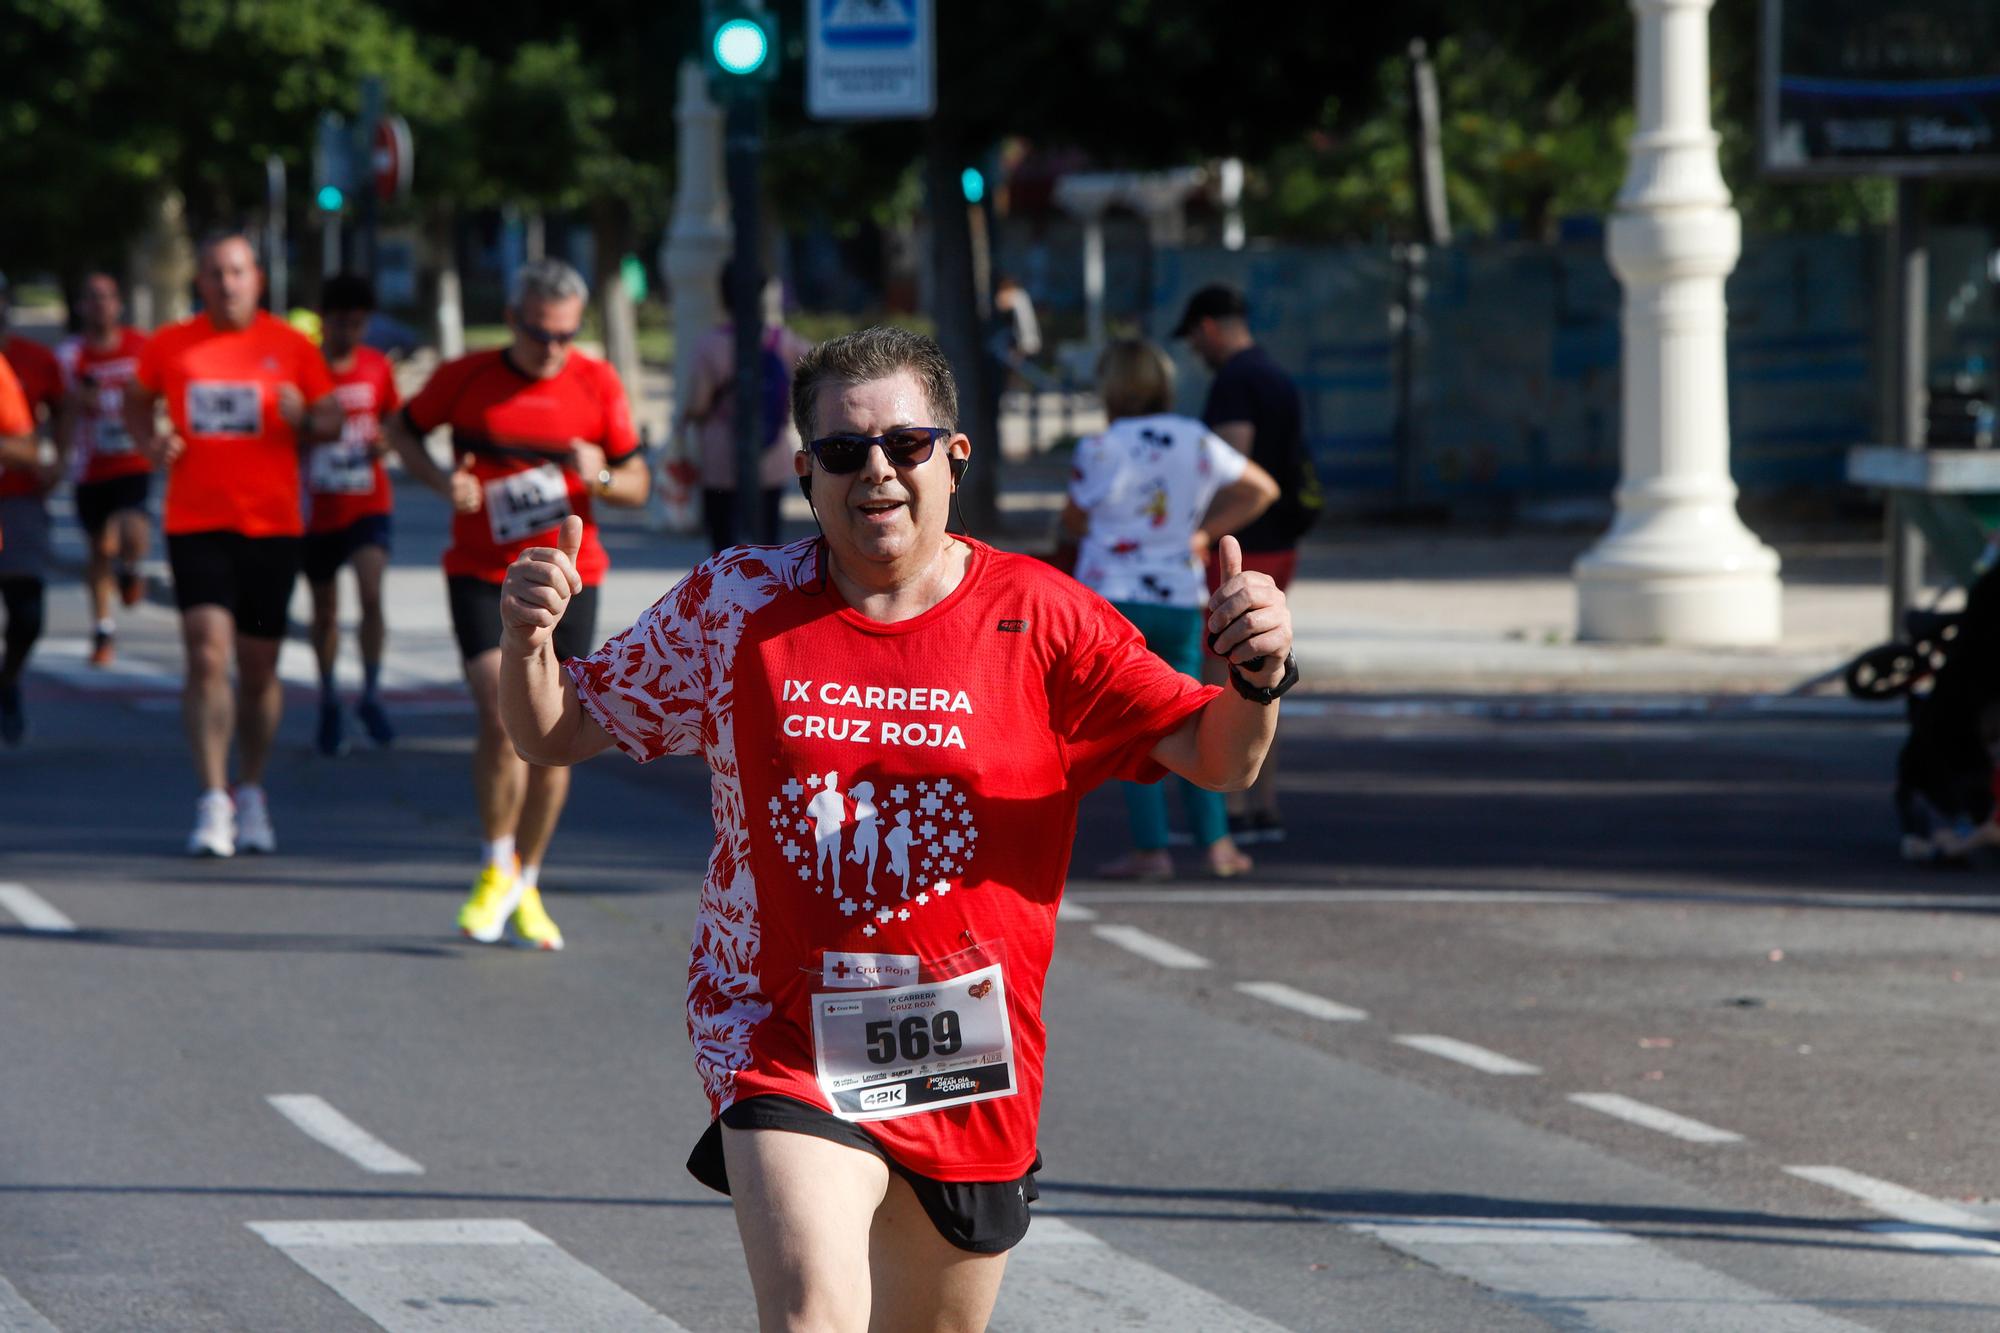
[7,0,1981,284]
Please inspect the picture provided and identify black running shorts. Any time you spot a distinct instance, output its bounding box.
[166,530,302,638]
[302,513,393,586]
[74,474,151,538]
[447,574,599,663]
[687,1095,1040,1255]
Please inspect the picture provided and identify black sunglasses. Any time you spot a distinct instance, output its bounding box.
[518,323,580,346]
[806,427,952,475]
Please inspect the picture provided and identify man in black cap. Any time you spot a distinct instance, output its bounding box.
[1173,282,1321,845]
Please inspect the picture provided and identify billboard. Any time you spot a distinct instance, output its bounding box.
[1762,0,2000,177]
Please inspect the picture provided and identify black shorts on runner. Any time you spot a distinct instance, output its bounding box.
[303,513,393,586]
[166,531,302,638]
[447,574,599,662]
[686,1094,1040,1255]
[74,474,151,538]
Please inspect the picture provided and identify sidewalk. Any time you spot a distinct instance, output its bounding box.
[29,479,1901,708]
[986,452,1902,697]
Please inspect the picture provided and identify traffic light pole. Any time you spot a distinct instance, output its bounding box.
[356,77,384,278]
[726,94,767,545]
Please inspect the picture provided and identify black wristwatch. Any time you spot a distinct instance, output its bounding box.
[1228,652,1299,705]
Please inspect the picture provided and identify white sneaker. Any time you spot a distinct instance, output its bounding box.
[187,791,236,858]
[234,786,276,854]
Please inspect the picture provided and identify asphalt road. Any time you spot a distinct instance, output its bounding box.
[6,533,2000,1330]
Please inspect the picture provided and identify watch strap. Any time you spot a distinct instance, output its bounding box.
[1227,652,1298,705]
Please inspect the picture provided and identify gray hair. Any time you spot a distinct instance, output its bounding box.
[791,326,958,442]
[510,257,589,308]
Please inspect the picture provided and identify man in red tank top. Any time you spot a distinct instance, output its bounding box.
[385,257,650,950]
[57,272,152,666]
[304,274,402,757]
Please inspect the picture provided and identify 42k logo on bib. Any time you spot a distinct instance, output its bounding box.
[768,771,980,938]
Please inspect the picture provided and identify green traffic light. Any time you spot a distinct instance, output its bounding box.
[961,168,985,205]
[713,18,770,76]
[316,185,344,211]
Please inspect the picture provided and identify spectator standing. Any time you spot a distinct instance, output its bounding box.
[1063,338,1278,879]
[676,263,812,552]
[1174,283,1322,844]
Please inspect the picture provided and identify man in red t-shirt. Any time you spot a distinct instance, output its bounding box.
[493,327,1298,1326]
[126,232,343,857]
[385,257,649,950]
[304,274,402,758]
[0,275,66,746]
[57,272,152,666]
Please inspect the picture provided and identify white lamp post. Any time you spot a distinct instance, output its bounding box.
[659,61,731,532]
[1574,0,1781,644]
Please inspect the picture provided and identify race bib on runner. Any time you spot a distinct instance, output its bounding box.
[810,953,1016,1121]
[92,386,134,455]
[308,442,375,495]
[186,381,262,436]
[485,463,572,544]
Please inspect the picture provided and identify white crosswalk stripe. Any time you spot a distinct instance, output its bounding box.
[0,1274,61,1333]
[267,1095,424,1175]
[990,1216,1292,1332]
[247,1219,691,1333]
[0,885,75,934]
[1345,1215,1878,1332]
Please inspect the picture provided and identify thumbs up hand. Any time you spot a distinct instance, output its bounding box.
[1204,535,1292,686]
[450,454,483,513]
[501,515,586,651]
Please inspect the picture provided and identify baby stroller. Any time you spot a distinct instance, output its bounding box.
[1845,498,2000,862]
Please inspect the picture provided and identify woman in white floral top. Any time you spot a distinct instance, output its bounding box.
[1061,339,1280,879]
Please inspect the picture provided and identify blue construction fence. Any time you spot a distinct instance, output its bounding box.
[1148,230,2000,504]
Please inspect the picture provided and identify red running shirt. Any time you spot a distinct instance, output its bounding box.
[0,336,62,500]
[402,349,639,586]
[135,312,336,537]
[0,357,25,548]
[57,328,152,485]
[568,538,1219,1181]
[306,346,401,533]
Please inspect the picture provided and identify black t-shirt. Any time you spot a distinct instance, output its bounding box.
[1202,345,1322,552]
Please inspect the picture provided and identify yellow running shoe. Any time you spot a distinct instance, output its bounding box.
[510,884,565,952]
[457,859,522,944]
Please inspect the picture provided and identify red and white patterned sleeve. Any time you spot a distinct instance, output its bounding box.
[565,566,714,763]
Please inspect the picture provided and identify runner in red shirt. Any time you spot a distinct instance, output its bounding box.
[304,274,402,757]
[126,232,343,857]
[494,328,1298,1327]
[0,337,44,747]
[56,272,152,666]
[385,257,649,950]
[0,275,65,745]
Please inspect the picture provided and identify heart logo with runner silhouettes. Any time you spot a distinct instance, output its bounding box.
[767,770,979,935]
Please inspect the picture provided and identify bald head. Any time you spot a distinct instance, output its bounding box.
[196,233,263,330]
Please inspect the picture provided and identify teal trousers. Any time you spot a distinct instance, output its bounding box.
[1112,600,1227,850]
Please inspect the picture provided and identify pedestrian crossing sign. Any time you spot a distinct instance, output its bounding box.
[807,0,934,120]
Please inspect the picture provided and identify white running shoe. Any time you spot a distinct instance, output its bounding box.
[235,786,276,854]
[187,791,236,858]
